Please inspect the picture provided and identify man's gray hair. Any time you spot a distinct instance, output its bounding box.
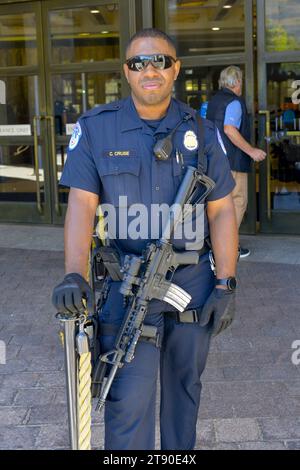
[219,66,243,89]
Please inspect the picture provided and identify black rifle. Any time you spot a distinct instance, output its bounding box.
[95,166,215,412]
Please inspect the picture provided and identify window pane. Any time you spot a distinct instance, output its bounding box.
[174,65,245,112]
[267,63,300,211]
[0,145,44,203]
[52,72,121,135]
[266,0,300,52]
[165,0,245,56]
[0,76,38,127]
[0,13,37,67]
[49,4,120,64]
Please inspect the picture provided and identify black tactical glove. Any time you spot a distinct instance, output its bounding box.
[199,287,235,336]
[52,273,94,315]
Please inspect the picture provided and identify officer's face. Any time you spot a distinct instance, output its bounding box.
[124,37,181,109]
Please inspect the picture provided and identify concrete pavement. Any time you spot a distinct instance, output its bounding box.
[0,224,299,450]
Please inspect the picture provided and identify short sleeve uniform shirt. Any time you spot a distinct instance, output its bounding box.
[60,97,235,309]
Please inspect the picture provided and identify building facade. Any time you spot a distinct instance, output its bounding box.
[0,0,299,234]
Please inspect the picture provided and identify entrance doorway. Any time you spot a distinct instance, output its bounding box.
[257,0,300,234]
[1,0,300,234]
[154,0,300,235]
[154,0,256,233]
[0,0,133,224]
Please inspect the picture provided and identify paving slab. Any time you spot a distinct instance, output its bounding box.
[0,227,299,450]
[215,418,262,443]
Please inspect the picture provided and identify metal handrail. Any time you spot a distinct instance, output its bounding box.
[33,116,43,214]
[259,110,271,220]
[45,115,61,216]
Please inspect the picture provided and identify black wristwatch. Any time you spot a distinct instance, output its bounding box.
[216,277,237,291]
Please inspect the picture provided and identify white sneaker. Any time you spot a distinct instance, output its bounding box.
[239,247,251,258]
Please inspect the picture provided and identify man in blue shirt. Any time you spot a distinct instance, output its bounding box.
[207,66,266,257]
[52,29,238,450]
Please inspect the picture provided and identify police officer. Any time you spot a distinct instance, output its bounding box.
[207,66,266,257]
[52,28,238,450]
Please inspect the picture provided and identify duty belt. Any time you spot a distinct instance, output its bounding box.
[196,243,210,258]
[164,308,202,324]
[99,322,162,348]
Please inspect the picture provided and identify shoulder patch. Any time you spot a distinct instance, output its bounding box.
[68,122,82,151]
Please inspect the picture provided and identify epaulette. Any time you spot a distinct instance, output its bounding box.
[173,98,195,118]
[202,118,216,133]
[80,99,125,119]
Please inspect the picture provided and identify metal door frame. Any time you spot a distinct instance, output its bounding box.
[257,0,300,234]
[0,1,52,223]
[42,0,136,224]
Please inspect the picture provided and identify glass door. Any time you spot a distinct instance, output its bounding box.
[42,0,132,224]
[0,0,134,224]
[257,0,300,234]
[0,2,51,223]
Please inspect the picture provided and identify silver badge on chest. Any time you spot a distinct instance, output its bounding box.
[183,130,198,151]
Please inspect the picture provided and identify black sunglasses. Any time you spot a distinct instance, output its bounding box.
[125,54,177,72]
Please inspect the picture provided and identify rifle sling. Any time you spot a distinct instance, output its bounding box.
[196,114,207,175]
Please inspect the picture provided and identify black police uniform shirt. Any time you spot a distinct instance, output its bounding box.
[60,96,235,311]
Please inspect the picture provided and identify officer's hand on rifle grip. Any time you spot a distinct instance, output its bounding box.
[52,272,94,315]
[199,287,235,337]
